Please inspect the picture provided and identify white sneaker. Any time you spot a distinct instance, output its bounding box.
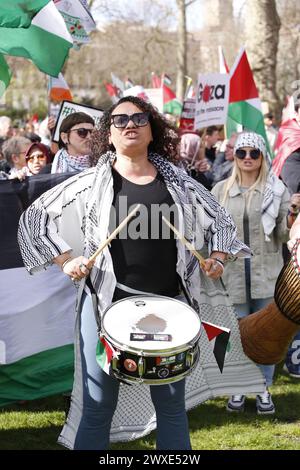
[226,395,245,412]
[283,363,300,379]
[256,391,275,415]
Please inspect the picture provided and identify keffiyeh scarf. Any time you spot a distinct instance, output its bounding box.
[261,170,287,241]
[51,148,91,174]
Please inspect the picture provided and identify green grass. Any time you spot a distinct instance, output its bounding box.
[0,369,300,450]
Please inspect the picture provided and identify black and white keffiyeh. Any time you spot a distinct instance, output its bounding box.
[51,148,91,174]
[261,170,287,241]
[234,131,267,158]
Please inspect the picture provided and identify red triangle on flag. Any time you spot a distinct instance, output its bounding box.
[229,49,258,103]
[150,74,176,103]
[163,84,176,103]
[202,321,227,341]
[104,82,119,97]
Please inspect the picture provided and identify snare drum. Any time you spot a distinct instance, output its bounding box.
[101,295,201,385]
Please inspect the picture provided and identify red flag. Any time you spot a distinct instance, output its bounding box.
[104,82,119,97]
[229,50,259,103]
[272,118,300,176]
[163,84,176,103]
[31,113,39,123]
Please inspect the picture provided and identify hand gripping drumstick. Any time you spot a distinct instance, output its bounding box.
[88,204,141,263]
[162,216,206,268]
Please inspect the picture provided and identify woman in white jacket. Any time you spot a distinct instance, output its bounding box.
[212,131,298,415]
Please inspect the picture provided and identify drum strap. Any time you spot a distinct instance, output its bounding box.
[178,277,192,307]
[86,277,102,332]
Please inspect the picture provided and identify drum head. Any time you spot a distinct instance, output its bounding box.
[102,295,201,354]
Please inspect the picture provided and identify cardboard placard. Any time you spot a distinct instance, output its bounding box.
[52,100,103,143]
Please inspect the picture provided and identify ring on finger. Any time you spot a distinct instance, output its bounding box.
[79,263,89,271]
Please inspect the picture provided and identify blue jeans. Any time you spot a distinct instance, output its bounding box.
[234,298,275,388]
[74,293,191,450]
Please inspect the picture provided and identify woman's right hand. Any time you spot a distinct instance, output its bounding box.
[47,115,56,131]
[195,158,210,172]
[62,256,94,281]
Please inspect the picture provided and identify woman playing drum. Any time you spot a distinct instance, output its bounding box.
[18,97,264,450]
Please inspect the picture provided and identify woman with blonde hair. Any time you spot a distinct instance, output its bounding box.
[212,131,299,414]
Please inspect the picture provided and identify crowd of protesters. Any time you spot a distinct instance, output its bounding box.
[1,99,300,422]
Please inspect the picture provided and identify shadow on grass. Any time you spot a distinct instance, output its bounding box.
[0,425,63,450]
[0,372,299,450]
[0,394,66,413]
[0,425,156,451]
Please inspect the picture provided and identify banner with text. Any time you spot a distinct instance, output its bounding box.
[179,98,196,131]
[194,73,229,130]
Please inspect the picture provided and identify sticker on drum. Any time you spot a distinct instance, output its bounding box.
[157,367,170,379]
[101,295,201,385]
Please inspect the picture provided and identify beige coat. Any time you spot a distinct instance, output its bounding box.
[212,179,290,304]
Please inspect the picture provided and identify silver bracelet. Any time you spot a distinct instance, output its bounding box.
[61,257,73,271]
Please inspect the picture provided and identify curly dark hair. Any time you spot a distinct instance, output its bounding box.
[91,96,180,164]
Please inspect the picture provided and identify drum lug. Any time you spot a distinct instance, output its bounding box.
[186,349,195,368]
[112,356,119,371]
[138,357,145,377]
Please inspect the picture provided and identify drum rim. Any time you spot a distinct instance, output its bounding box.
[103,331,201,356]
[101,294,201,356]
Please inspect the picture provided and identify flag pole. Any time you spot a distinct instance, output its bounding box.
[46,75,51,116]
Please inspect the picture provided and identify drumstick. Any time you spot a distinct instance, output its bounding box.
[88,204,141,263]
[162,216,206,268]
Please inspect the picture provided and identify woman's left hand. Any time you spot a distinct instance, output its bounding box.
[202,258,224,280]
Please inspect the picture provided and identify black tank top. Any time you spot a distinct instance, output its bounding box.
[109,168,179,299]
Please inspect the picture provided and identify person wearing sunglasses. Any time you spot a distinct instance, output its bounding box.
[212,131,296,415]
[51,112,95,174]
[211,132,238,187]
[25,142,51,175]
[18,97,265,450]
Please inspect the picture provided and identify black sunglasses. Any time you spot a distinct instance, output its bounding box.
[235,148,261,160]
[68,128,93,138]
[110,112,150,128]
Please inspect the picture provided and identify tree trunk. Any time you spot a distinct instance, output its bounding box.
[176,0,187,101]
[245,0,281,118]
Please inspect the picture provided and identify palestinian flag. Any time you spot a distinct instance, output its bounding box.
[0,1,73,77]
[202,321,231,373]
[96,336,118,376]
[151,73,182,116]
[164,98,183,116]
[227,48,271,156]
[0,173,76,406]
